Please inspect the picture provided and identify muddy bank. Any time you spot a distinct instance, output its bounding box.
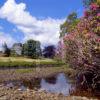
[0,67,99,100]
[0,66,75,83]
[0,85,98,100]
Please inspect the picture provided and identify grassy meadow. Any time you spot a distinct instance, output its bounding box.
[0,57,65,68]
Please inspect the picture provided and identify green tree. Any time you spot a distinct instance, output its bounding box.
[60,12,80,37]
[2,43,10,57]
[22,39,41,59]
[35,41,42,58]
[43,45,56,58]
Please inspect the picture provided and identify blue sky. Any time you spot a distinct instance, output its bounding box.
[15,0,84,18]
[0,0,84,50]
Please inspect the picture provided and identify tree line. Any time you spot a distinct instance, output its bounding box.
[2,39,56,59]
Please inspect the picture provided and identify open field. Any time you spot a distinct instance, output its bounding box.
[0,57,65,68]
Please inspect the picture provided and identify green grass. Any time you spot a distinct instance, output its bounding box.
[0,57,65,68]
[15,68,34,73]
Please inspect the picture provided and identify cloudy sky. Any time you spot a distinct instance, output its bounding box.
[0,0,84,50]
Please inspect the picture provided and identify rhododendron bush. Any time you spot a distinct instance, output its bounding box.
[59,2,100,92]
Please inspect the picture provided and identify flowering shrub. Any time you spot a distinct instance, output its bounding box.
[90,3,99,10]
[59,2,100,92]
[97,12,100,16]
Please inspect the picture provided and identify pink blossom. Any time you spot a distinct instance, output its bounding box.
[84,11,89,17]
[90,3,99,10]
[95,38,100,42]
[97,13,100,17]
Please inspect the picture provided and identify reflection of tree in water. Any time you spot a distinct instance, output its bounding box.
[21,76,57,89]
[45,76,57,84]
[22,78,41,89]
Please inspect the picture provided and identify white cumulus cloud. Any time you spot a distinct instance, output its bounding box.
[0,32,15,50]
[0,0,64,46]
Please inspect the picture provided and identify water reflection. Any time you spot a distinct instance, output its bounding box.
[5,73,73,96]
[41,73,73,96]
[4,72,99,99]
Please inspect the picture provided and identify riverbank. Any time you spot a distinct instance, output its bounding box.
[0,66,75,83]
[0,57,64,68]
[0,65,99,100]
[0,66,77,100]
[0,85,98,100]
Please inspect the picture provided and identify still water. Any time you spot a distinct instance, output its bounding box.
[5,73,74,96]
[5,73,99,99]
[41,73,74,96]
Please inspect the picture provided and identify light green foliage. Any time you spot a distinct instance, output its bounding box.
[60,12,80,37]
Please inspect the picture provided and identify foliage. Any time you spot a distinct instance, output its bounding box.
[60,12,80,37]
[83,0,97,8]
[43,45,56,58]
[22,39,41,59]
[59,2,100,91]
[36,41,42,58]
[2,43,10,57]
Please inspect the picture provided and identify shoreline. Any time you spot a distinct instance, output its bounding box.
[0,66,99,100]
[0,66,75,83]
[0,85,98,100]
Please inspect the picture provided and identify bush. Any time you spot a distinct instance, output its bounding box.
[59,2,100,91]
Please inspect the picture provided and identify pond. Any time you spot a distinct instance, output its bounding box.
[41,73,74,96]
[4,73,99,99]
[5,73,74,96]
